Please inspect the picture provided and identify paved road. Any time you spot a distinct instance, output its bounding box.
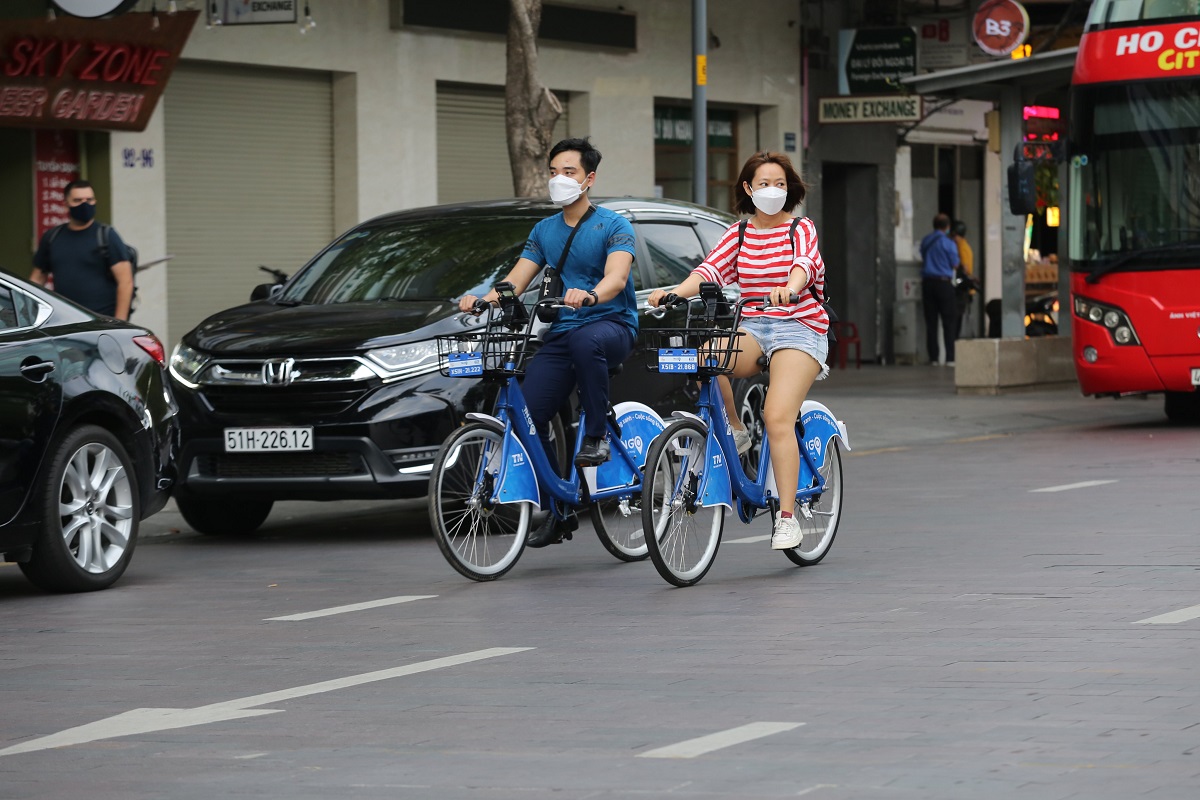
[2,367,1197,799]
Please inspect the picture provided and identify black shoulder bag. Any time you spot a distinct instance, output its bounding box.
[536,205,596,323]
[736,218,838,352]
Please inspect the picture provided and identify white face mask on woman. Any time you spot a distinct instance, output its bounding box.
[750,186,788,216]
[548,174,589,207]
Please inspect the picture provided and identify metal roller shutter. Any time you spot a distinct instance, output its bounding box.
[165,62,333,348]
[437,84,569,203]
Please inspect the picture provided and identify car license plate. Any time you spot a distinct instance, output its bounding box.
[1192,368,1200,386]
[658,348,698,373]
[447,351,484,377]
[224,427,314,452]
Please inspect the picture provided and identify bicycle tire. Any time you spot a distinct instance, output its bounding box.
[429,422,531,581]
[782,440,843,566]
[640,419,725,587]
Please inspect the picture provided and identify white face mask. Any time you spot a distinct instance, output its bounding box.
[548,174,588,207]
[750,186,788,216]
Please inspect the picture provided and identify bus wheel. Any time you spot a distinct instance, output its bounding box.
[1164,391,1200,425]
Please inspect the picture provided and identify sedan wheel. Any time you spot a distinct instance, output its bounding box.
[20,425,140,592]
[737,379,767,481]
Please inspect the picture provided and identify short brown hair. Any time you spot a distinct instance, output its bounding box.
[733,151,807,216]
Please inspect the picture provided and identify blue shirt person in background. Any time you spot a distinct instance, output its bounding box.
[918,213,962,366]
[458,137,638,547]
[30,179,134,320]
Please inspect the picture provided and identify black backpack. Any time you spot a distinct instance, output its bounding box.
[46,223,140,315]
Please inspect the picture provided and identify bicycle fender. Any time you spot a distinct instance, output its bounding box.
[697,426,734,510]
[465,412,503,427]
[592,402,666,494]
[799,400,851,456]
[494,432,541,509]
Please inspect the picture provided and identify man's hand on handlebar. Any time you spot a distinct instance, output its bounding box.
[563,287,597,309]
[458,294,494,314]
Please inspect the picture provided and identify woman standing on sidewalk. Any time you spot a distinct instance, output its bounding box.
[647,151,829,550]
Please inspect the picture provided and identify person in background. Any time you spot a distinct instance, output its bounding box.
[918,213,960,366]
[952,220,976,339]
[30,180,134,321]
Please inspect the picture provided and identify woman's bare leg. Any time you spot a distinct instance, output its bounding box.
[763,349,822,509]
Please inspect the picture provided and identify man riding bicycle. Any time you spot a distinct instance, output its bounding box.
[458,137,638,548]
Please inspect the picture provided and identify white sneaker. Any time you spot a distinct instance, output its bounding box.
[732,427,752,456]
[771,516,803,550]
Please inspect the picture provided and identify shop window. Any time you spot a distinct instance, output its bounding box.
[638,223,706,288]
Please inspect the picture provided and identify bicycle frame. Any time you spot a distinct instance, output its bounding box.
[467,373,646,521]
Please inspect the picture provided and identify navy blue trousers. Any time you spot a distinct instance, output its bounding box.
[522,319,634,467]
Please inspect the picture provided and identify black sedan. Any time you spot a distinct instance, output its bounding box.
[168,197,765,536]
[0,271,178,592]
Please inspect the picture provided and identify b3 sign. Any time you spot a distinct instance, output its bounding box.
[973,0,1029,57]
[52,0,138,18]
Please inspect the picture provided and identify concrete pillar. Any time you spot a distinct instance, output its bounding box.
[998,85,1026,338]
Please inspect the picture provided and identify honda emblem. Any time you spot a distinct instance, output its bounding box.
[261,357,297,386]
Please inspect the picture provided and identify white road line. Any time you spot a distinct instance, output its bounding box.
[0,647,532,757]
[264,595,436,621]
[1029,479,1118,494]
[637,721,804,759]
[724,534,771,544]
[1133,605,1200,625]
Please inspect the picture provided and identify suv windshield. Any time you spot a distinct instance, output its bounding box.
[280,216,538,304]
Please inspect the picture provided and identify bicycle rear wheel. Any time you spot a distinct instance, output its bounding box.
[591,494,649,562]
[783,440,843,566]
[640,420,725,587]
[429,422,531,581]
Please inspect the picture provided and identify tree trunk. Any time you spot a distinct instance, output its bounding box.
[506,0,562,198]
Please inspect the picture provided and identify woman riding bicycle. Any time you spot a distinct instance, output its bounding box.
[648,151,829,551]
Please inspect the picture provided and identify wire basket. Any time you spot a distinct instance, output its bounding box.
[646,328,742,376]
[436,329,536,378]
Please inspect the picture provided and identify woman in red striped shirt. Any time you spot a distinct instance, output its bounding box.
[648,151,829,551]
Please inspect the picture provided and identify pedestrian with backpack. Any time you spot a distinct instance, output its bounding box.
[30,179,135,321]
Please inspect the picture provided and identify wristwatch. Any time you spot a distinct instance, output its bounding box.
[586,289,599,306]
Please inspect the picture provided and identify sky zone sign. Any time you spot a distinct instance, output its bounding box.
[1076,21,1200,84]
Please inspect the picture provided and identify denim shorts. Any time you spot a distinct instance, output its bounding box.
[740,316,829,375]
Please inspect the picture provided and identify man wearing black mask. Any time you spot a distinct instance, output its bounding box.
[30,180,134,321]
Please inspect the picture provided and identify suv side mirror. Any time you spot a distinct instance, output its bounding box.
[250,283,282,302]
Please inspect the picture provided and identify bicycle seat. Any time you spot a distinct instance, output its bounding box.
[757,355,770,369]
[608,363,623,378]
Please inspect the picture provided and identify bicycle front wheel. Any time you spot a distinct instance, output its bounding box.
[429,422,531,581]
[641,420,725,587]
[783,440,843,566]
[591,495,649,562]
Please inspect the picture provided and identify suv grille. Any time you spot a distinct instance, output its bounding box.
[201,384,370,417]
[197,452,369,479]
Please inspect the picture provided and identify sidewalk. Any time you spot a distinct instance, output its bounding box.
[808,363,1165,452]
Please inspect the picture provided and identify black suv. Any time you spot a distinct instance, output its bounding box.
[168,198,765,535]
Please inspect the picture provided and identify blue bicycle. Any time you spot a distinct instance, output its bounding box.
[640,289,851,586]
[428,286,666,581]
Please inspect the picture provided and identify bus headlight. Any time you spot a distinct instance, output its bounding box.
[1074,295,1140,345]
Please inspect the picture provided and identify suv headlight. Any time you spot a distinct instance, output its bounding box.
[365,340,440,380]
[169,343,209,388]
[1073,295,1140,345]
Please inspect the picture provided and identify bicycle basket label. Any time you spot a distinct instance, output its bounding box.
[447,351,483,377]
[658,348,698,373]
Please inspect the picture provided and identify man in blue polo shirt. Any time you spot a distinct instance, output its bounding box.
[459,137,638,547]
[919,213,962,366]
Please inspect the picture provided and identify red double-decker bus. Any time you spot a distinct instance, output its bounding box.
[1069,0,1200,422]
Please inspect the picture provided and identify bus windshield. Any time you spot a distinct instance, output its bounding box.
[1069,79,1200,273]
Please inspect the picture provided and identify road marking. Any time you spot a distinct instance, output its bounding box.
[1133,605,1200,625]
[1029,479,1118,493]
[637,721,803,759]
[264,595,436,621]
[950,433,1009,444]
[796,786,838,797]
[0,647,532,757]
[724,534,771,544]
[847,446,908,457]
